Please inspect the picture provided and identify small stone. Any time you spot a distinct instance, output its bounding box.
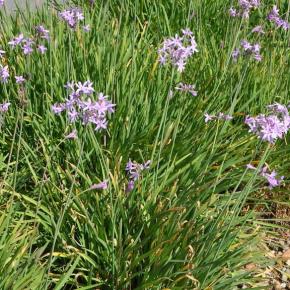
[282,249,290,261]
[244,263,256,271]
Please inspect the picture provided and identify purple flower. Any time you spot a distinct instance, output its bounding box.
[268,5,290,30]
[217,112,233,121]
[0,65,9,83]
[76,80,95,96]
[232,49,240,62]
[204,113,215,123]
[37,45,47,54]
[22,38,34,55]
[126,180,135,193]
[35,25,50,40]
[251,25,265,34]
[204,112,233,123]
[51,103,66,114]
[241,40,252,51]
[125,159,151,181]
[53,81,115,131]
[90,180,108,190]
[83,25,90,32]
[262,170,284,189]
[65,129,77,139]
[15,75,25,84]
[247,163,284,189]
[246,163,257,170]
[0,102,10,113]
[8,34,24,48]
[229,7,238,17]
[158,28,198,72]
[233,40,262,62]
[245,103,290,143]
[0,0,4,7]
[230,0,260,19]
[59,8,84,29]
[175,82,198,96]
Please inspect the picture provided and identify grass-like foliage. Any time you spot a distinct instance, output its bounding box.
[0,0,289,289]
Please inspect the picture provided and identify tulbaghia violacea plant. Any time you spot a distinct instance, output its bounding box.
[247,164,284,189]
[232,40,262,62]
[0,65,9,83]
[51,81,116,131]
[268,5,290,30]
[125,159,151,192]
[59,8,84,29]
[245,103,290,143]
[229,0,260,18]
[158,28,198,72]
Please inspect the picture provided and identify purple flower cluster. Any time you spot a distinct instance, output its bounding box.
[232,40,262,62]
[229,0,260,18]
[0,0,4,7]
[52,81,115,131]
[175,82,197,96]
[204,112,233,123]
[8,27,49,55]
[268,5,290,30]
[0,102,10,113]
[0,65,9,83]
[59,8,84,29]
[245,103,290,143]
[158,28,198,72]
[247,164,284,189]
[125,159,151,192]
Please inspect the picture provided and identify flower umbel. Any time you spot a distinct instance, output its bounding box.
[158,28,198,72]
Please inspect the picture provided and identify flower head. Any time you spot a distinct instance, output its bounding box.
[59,8,84,29]
[15,75,25,84]
[35,25,50,40]
[37,45,47,54]
[245,103,290,143]
[0,102,10,113]
[65,129,77,139]
[0,65,9,83]
[158,28,198,72]
[52,81,115,132]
